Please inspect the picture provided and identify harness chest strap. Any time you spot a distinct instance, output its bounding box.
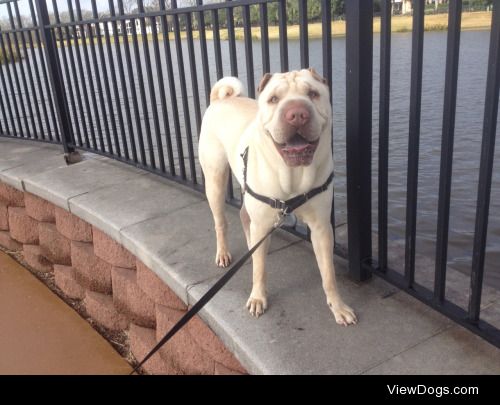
[241,147,334,214]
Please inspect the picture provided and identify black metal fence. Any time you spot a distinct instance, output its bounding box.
[0,0,499,348]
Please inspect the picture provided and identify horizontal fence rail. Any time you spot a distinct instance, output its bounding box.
[0,0,499,349]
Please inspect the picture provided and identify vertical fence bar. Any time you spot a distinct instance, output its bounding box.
[184,11,201,183]
[29,0,56,141]
[278,0,289,72]
[345,0,373,281]
[0,60,12,135]
[259,2,270,74]
[171,0,195,181]
[3,30,29,138]
[159,0,184,179]
[75,0,100,149]
[103,1,126,158]
[13,2,42,140]
[226,0,238,77]
[67,0,93,148]
[0,29,18,136]
[0,91,4,134]
[196,0,211,105]
[137,0,163,172]
[0,54,9,134]
[212,9,223,79]
[52,0,81,146]
[185,11,202,142]
[117,0,141,164]
[469,0,500,323]
[404,0,425,287]
[7,3,33,138]
[35,0,75,152]
[91,0,118,156]
[85,0,109,152]
[434,0,462,303]
[242,5,255,98]
[321,0,335,246]
[226,0,237,201]
[378,0,391,272]
[27,6,50,141]
[321,0,332,92]
[150,11,175,174]
[130,11,153,166]
[108,0,129,160]
[298,0,309,69]
[60,1,87,148]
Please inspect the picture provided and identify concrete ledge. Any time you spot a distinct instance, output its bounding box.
[1,138,500,375]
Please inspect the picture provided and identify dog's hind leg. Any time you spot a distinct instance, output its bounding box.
[204,167,232,267]
[199,131,233,268]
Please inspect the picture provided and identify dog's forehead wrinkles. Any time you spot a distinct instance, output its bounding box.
[264,78,289,99]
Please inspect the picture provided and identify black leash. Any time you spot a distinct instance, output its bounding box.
[129,213,287,375]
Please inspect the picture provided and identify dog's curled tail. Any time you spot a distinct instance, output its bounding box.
[210,77,244,102]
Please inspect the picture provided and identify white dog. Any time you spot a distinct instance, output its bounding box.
[198,69,356,326]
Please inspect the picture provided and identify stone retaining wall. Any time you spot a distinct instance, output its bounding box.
[0,182,245,375]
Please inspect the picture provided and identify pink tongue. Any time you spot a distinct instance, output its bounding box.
[283,144,310,153]
[283,134,311,153]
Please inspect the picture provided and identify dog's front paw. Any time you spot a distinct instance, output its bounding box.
[246,295,268,318]
[215,250,232,268]
[328,301,357,326]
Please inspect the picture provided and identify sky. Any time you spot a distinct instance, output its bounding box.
[0,0,95,19]
[0,0,204,20]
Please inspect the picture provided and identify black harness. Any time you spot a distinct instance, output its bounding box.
[241,146,334,214]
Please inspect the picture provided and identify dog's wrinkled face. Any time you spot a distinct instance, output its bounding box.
[257,69,331,167]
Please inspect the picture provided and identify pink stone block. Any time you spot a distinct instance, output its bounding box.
[112,266,156,328]
[8,207,39,244]
[54,264,85,300]
[83,290,128,331]
[22,244,53,273]
[38,222,71,265]
[93,227,135,268]
[55,207,92,242]
[24,193,55,223]
[0,183,24,207]
[155,305,214,375]
[136,260,187,310]
[129,324,172,375]
[71,241,112,294]
[0,199,9,231]
[0,230,22,251]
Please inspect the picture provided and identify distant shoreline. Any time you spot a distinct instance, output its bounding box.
[50,10,493,48]
[218,10,493,41]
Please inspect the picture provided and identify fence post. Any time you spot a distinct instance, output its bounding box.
[345,0,373,281]
[35,0,76,157]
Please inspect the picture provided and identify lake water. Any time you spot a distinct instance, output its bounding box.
[1,28,499,288]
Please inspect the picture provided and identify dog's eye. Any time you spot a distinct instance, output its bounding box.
[308,90,320,99]
[268,96,279,104]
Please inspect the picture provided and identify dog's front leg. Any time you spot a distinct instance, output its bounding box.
[245,220,273,318]
[305,214,357,326]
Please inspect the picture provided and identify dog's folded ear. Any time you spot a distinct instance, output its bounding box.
[308,67,328,86]
[258,73,273,94]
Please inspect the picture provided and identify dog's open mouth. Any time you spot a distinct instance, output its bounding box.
[273,133,319,167]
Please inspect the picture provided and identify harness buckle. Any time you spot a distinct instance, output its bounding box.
[271,198,287,211]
